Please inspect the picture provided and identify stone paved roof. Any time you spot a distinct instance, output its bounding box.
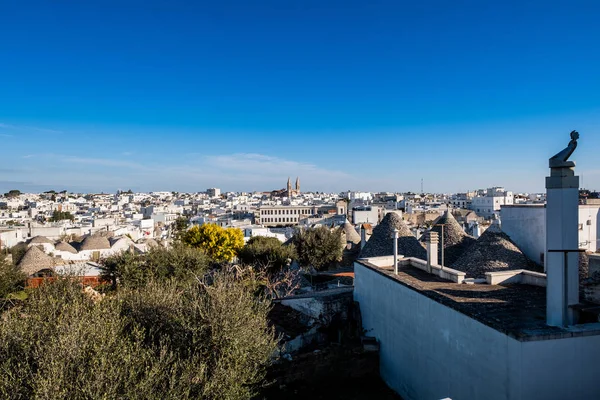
[17,246,56,276]
[421,211,476,266]
[80,235,111,251]
[55,241,78,254]
[451,223,534,278]
[29,236,54,245]
[360,213,426,260]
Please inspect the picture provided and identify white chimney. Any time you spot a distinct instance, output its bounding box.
[426,231,439,274]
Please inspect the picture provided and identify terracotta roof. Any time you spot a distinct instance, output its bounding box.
[79,235,111,251]
[451,223,535,278]
[360,213,426,260]
[421,211,476,266]
[17,246,56,276]
[55,241,78,254]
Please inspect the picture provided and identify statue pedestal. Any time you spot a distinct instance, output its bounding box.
[545,165,579,327]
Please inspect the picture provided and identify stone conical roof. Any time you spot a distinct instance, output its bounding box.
[80,235,111,251]
[17,246,56,276]
[360,213,426,260]
[29,235,54,245]
[341,221,361,245]
[55,241,78,254]
[451,224,533,278]
[421,211,476,266]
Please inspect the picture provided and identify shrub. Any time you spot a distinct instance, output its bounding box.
[100,244,210,289]
[182,224,244,263]
[0,256,25,298]
[292,226,343,270]
[238,236,296,273]
[0,274,277,399]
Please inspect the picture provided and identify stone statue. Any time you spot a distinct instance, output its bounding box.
[549,130,579,168]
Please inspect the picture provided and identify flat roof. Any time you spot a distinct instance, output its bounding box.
[356,260,600,341]
[501,204,544,208]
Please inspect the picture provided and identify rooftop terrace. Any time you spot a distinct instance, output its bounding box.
[356,257,600,341]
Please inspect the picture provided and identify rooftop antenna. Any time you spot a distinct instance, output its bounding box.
[421,178,424,195]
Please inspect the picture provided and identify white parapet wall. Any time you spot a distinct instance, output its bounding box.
[354,261,600,400]
[485,270,547,287]
[404,257,466,284]
[361,256,467,284]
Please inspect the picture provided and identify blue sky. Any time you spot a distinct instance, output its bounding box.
[1,1,599,194]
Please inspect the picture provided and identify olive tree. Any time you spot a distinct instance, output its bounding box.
[291,226,343,270]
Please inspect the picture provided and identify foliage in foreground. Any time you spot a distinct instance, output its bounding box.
[292,226,343,270]
[238,236,296,273]
[182,224,245,262]
[100,243,210,289]
[0,274,277,400]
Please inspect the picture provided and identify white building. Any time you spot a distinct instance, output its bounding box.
[258,205,317,227]
[471,187,513,219]
[502,203,600,267]
[207,188,221,198]
[352,206,380,225]
[346,191,373,202]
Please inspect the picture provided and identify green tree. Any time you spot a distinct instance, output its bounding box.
[3,190,21,198]
[182,224,244,263]
[0,255,26,298]
[8,243,28,266]
[292,226,343,270]
[238,236,296,273]
[50,210,75,222]
[172,216,190,242]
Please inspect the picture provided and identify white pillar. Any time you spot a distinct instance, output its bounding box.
[360,226,366,249]
[546,164,580,326]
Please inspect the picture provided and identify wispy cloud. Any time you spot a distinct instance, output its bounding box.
[0,133,13,138]
[10,152,351,192]
[62,156,146,170]
[205,153,349,178]
[0,122,63,134]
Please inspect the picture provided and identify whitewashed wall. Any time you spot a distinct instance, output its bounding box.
[354,262,600,400]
